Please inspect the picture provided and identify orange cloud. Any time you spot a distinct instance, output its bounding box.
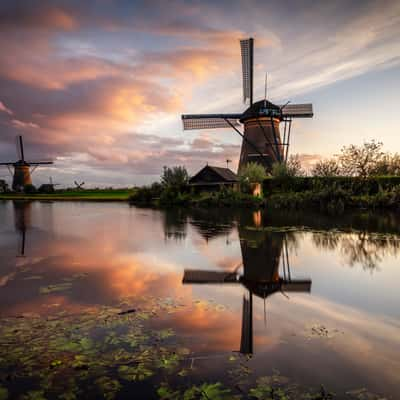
[0,4,77,31]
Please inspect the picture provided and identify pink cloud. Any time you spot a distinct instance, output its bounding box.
[0,100,13,115]
[11,119,40,129]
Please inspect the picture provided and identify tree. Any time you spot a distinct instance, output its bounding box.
[271,155,304,178]
[311,158,341,177]
[239,162,267,183]
[23,184,37,194]
[286,154,304,176]
[371,153,400,176]
[239,162,266,195]
[338,140,384,177]
[161,166,189,189]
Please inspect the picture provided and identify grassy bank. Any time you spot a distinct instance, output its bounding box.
[0,189,134,201]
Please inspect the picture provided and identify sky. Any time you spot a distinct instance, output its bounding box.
[0,0,399,187]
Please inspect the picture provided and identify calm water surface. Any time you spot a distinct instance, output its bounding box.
[0,201,399,399]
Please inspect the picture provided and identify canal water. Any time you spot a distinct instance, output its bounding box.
[0,201,399,399]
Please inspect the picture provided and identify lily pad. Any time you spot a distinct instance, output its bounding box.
[0,386,8,400]
[95,377,121,400]
[118,364,153,381]
[39,282,72,294]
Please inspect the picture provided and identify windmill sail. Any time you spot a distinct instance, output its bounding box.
[16,136,22,161]
[280,103,313,118]
[240,38,254,105]
[240,292,253,354]
[281,280,312,292]
[183,269,239,283]
[18,136,25,162]
[182,114,242,130]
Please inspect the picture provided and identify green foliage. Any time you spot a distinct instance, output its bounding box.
[95,377,121,400]
[191,188,264,208]
[239,162,267,183]
[239,162,266,194]
[118,364,153,381]
[38,184,55,194]
[0,180,9,193]
[23,184,37,194]
[263,176,400,196]
[339,140,384,177]
[311,159,341,177]
[129,183,162,204]
[161,166,189,189]
[271,155,304,178]
[159,187,190,206]
[371,153,400,176]
[157,384,181,400]
[130,184,264,208]
[271,162,290,178]
[263,176,400,214]
[0,386,8,400]
[310,140,400,178]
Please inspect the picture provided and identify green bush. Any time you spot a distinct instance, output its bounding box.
[129,183,162,204]
[191,189,263,208]
[23,184,37,194]
[0,179,9,193]
[159,187,190,206]
[263,176,400,196]
[38,184,55,194]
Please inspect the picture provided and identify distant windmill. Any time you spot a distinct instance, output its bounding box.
[0,136,53,191]
[182,38,314,172]
[74,181,85,190]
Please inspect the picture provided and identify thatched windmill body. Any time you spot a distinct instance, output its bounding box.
[0,136,53,191]
[182,38,314,172]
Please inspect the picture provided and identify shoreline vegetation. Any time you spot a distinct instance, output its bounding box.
[3,142,400,213]
[2,177,400,214]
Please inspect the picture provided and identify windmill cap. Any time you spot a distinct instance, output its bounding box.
[240,99,282,122]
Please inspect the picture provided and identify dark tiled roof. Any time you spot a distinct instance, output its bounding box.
[189,165,238,184]
[207,166,238,181]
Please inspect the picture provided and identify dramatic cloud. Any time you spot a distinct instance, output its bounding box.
[0,0,399,186]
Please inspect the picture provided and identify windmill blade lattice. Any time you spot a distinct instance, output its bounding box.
[182,114,242,130]
[240,38,254,105]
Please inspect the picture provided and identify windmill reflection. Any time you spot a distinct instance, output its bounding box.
[189,208,236,243]
[163,208,237,243]
[13,201,32,257]
[183,225,311,355]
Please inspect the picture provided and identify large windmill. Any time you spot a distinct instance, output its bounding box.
[0,136,53,191]
[182,38,314,172]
